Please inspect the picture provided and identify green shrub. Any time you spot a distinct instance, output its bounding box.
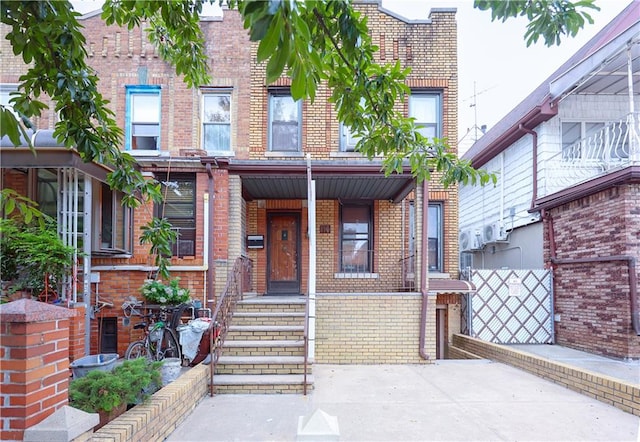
[69,358,162,413]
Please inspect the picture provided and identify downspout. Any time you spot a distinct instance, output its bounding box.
[545,210,640,336]
[205,163,216,311]
[519,124,538,211]
[419,179,430,360]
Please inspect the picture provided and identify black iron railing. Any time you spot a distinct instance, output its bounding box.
[208,255,253,396]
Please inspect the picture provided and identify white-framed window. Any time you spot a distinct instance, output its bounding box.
[92,182,133,254]
[269,89,301,152]
[125,85,161,151]
[340,203,372,273]
[0,84,18,117]
[561,121,605,159]
[202,92,231,152]
[156,174,196,258]
[340,122,362,152]
[428,202,443,272]
[409,92,441,140]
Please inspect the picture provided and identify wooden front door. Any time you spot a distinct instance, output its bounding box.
[267,213,301,294]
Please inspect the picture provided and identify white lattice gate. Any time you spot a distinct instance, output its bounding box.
[461,269,553,344]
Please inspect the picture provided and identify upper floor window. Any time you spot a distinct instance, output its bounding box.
[0,84,18,117]
[428,202,443,272]
[561,121,605,159]
[202,92,231,152]
[340,204,372,273]
[125,86,161,151]
[409,92,441,140]
[156,174,196,258]
[269,89,301,152]
[340,123,361,152]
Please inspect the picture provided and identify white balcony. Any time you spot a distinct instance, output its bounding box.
[542,112,640,196]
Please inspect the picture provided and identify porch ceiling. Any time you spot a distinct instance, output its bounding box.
[224,159,416,202]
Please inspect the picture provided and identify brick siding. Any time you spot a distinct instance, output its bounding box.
[544,184,640,359]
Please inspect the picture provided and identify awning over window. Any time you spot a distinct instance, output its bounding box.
[428,279,476,294]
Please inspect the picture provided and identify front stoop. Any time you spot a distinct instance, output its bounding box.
[213,296,313,394]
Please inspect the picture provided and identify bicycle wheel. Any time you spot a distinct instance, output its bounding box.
[159,329,181,361]
[125,340,151,360]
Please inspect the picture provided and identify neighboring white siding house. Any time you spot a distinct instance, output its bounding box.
[459,2,639,272]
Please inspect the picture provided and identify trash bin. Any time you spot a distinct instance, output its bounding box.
[70,353,119,378]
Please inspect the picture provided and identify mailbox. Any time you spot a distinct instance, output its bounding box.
[247,235,264,249]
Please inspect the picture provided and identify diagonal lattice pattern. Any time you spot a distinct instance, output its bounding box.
[468,269,553,344]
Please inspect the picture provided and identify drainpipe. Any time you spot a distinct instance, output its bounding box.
[519,124,538,211]
[545,210,640,336]
[205,163,216,310]
[419,179,430,360]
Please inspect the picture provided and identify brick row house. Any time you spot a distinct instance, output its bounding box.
[1,0,469,379]
[459,1,639,359]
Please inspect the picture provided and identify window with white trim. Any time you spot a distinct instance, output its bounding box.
[409,92,441,140]
[202,92,231,152]
[269,89,301,152]
[156,174,196,258]
[0,84,18,117]
[561,121,605,159]
[125,86,161,151]
[428,202,443,272]
[93,182,133,254]
[340,204,372,273]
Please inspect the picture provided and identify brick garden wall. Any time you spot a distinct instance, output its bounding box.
[545,184,640,359]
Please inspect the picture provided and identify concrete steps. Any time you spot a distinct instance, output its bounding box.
[213,296,312,394]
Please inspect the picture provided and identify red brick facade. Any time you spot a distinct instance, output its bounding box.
[1,3,460,362]
[544,184,640,359]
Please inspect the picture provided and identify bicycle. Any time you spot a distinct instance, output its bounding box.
[124,308,182,363]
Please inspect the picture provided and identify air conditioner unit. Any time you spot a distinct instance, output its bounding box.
[459,230,472,252]
[483,223,509,243]
[460,229,483,251]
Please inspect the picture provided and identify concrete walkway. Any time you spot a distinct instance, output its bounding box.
[167,359,639,441]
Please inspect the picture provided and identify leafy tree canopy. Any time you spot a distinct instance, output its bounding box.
[0,0,599,274]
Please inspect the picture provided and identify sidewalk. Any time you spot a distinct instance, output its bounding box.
[167,358,639,441]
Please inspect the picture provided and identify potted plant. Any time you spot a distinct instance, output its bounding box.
[0,218,75,302]
[69,358,162,428]
[140,277,190,306]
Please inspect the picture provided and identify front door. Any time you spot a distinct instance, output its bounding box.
[267,213,301,295]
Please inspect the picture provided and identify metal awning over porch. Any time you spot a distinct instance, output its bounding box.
[216,159,416,203]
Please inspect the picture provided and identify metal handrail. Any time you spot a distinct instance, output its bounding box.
[208,255,253,396]
[303,291,309,395]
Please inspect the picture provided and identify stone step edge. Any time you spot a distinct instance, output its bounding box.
[212,374,314,385]
[217,355,306,364]
[233,312,305,317]
[238,298,306,305]
[223,339,305,348]
[229,325,304,332]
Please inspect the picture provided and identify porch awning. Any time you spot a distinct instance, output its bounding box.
[428,279,475,294]
[219,159,415,203]
[1,131,113,182]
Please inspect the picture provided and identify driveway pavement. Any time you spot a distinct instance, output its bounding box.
[167,360,640,441]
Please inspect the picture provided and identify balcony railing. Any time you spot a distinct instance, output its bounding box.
[542,112,639,196]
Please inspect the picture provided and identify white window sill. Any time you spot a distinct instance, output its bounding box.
[334,273,379,279]
[128,150,168,157]
[265,151,305,158]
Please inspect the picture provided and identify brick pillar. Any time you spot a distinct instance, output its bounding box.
[68,304,86,362]
[0,299,76,441]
